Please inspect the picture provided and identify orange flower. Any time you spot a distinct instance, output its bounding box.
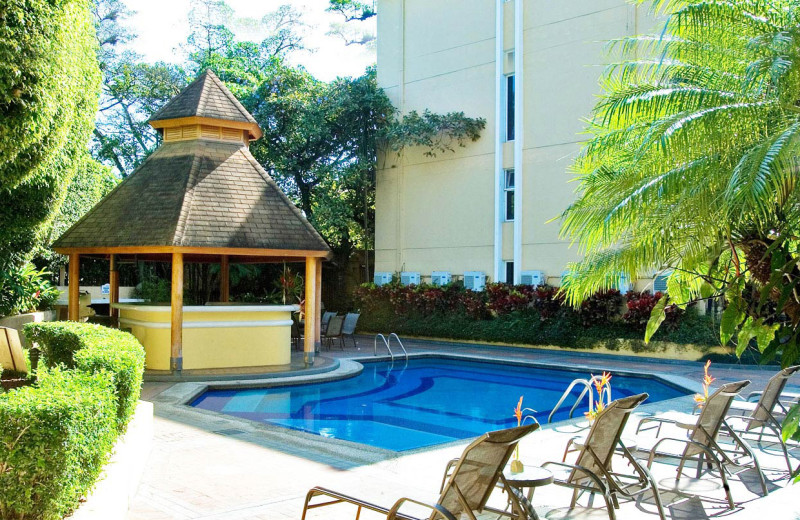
[514,396,524,426]
[694,360,714,406]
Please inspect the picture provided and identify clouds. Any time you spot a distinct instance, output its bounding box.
[123,0,375,80]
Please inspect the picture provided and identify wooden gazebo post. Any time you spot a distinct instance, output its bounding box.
[109,254,119,320]
[220,255,230,302]
[171,252,184,372]
[68,253,80,321]
[304,256,320,365]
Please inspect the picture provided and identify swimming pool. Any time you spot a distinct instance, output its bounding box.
[190,357,689,451]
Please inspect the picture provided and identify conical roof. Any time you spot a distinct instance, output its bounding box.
[54,71,329,256]
[149,70,261,139]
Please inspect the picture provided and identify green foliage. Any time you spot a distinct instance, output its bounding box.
[355,283,718,350]
[645,296,668,344]
[24,322,145,431]
[0,368,117,520]
[383,109,487,157]
[558,0,800,368]
[0,263,60,317]
[327,0,376,21]
[0,0,101,268]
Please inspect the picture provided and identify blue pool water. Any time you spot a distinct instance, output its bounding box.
[191,357,689,451]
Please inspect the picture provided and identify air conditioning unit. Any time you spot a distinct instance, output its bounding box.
[463,271,486,291]
[431,271,452,286]
[653,273,670,293]
[400,271,420,286]
[374,272,393,286]
[520,270,546,287]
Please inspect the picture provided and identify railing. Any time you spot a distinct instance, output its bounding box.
[374,334,393,358]
[373,333,408,362]
[388,333,408,361]
[548,375,612,424]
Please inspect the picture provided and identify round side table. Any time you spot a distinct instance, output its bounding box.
[504,463,554,518]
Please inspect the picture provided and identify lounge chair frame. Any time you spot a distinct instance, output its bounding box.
[637,380,768,510]
[302,423,540,520]
[542,393,664,520]
[726,366,800,474]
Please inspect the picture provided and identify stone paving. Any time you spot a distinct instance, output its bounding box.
[128,336,800,520]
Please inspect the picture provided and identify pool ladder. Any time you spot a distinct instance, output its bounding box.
[547,375,612,423]
[373,333,409,362]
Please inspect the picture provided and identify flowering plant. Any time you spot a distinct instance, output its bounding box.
[584,372,612,422]
[694,360,715,407]
[511,396,537,472]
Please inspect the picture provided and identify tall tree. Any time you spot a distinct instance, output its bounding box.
[92,0,187,176]
[559,0,800,367]
[0,0,102,268]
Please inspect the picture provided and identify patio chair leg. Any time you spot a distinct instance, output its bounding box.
[696,454,703,479]
[570,488,580,509]
[643,465,667,520]
[714,456,735,509]
[602,492,617,520]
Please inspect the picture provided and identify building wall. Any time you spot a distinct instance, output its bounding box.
[376,0,654,286]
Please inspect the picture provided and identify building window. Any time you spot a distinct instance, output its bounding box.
[505,75,515,141]
[504,261,515,284]
[503,169,514,221]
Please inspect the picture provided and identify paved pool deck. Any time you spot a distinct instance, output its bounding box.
[128,336,800,520]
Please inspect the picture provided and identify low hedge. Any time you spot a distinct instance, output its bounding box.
[357,303,720,353]
[24,322,145,431]
[0,369,117,520]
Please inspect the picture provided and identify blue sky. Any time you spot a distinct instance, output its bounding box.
[122,0,375,81]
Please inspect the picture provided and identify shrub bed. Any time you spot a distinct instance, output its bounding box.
[355,282,719,352]
[0,323,145,520]
[25,322,146,431]
[0,369,117,520]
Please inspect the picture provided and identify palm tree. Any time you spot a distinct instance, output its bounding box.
[559,0,800,363]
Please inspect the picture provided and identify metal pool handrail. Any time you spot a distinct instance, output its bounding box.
[548,376,613,424]
[374,334,394,358]
[388,333,408,361]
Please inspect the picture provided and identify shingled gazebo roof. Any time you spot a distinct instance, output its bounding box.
[149,70,262,140]
[54,70,329,262]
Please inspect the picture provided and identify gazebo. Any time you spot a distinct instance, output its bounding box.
[53,70,331,373]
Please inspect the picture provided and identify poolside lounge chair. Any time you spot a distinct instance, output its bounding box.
[725,366,800,473]
[322,315,344,350]
[0,327,27,374]
[341,312,360,349]
[636,380,768,509]
[321,311,336,335]
[1,327,32,391]
[541,393,665,520]
[302,423,540,520]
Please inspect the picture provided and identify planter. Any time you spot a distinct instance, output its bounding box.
[0,310,57,347]
[0,377,34,391]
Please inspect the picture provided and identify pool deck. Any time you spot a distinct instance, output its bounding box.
[129,336,800,520]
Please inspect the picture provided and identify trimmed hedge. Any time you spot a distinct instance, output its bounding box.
[355,283,720,354]
[0,369,117,520]
[24,322,145,431]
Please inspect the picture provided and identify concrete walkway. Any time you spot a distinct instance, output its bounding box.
[128,337,800,520]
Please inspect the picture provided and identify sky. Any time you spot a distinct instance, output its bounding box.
[122,0,375,81]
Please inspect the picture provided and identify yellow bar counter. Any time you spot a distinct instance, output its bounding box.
[112,303,298,371]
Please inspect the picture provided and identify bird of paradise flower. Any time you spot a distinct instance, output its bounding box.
[693,360,715,408]
[511,396,538,472]
[584,372,612,422]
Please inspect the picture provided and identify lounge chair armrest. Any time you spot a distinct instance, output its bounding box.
[646,437,719,468]
[388,497,457,520]
[636,416,678,434]
[303,487,397,519]
[541,461,608,493]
